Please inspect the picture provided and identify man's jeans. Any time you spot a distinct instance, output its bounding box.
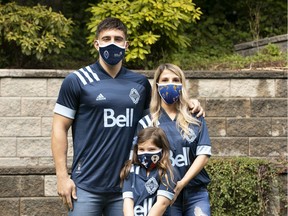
[68,187,123,216]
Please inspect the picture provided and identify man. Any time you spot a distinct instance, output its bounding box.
[51,17,204,216]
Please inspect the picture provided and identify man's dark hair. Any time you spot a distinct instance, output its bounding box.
[96,17,128,39]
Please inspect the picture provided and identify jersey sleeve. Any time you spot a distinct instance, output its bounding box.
[122,166,134,200]
[196,116,212,156]
[54,73,81,119]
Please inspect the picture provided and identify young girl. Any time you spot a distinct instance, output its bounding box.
[136,63,212,216]
[120,127,176,216]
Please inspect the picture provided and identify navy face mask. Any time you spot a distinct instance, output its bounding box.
[98,42,126,65]
[137,149,162,170]
[157,83,182,104]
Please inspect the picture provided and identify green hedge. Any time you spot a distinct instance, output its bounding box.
[206,157,285,216]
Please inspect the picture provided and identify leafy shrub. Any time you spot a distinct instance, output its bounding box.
[259,43,282,57]
[0,2,73,67]
[206,157,283,216]
[86,0,202,68]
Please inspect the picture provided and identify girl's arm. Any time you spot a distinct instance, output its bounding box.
[123,198,134,216]
[147,195,171,216]
[172,155,209,203]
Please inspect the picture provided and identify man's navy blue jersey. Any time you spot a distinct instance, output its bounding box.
[122,165,174,216]
[137,109,211,188]
[54,61,151,193]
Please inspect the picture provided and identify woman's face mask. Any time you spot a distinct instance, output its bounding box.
[157,83,182,104]
[137,149,162,170]
[98,42,126,65]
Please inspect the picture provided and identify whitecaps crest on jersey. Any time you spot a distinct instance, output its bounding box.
[129,88,140,104]
[184,127,197,143]
[145,177,159,195]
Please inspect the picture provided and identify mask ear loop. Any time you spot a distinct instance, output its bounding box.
[124,41,129,50]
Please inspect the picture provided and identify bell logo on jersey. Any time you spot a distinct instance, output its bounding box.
[134,198,153,216]
[104,108,134,127]
[170,147,190,167]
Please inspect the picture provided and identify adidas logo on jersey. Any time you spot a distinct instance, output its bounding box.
[96,93,106,101]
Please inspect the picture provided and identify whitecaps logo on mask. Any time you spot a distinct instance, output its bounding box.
[98,42,126,65]
[137,149,162,170]
[104,50,109,59]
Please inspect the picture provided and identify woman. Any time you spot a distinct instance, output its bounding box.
[136,63,212,216]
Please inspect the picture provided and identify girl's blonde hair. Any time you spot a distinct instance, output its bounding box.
[120,127,174,189]
[150,63,200,138]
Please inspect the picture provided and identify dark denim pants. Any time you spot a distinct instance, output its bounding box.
[171,187,211,216]
[68,187,123,216]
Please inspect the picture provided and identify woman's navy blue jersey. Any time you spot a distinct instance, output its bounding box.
[122,165,174,216]
[54,61,151,193]
[137,109,211,188]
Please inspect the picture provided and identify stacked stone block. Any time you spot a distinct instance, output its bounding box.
[0,69,287,215]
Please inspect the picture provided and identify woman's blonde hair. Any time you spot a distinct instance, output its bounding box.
[150,63,200,138]
[120,127,174,189]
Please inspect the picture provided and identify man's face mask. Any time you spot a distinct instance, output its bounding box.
[98,42,126,65]
[137,149,162,170]
[157,83,182,104]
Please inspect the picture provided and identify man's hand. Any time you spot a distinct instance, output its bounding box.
[57,176,77,211]
[189,99,205,117]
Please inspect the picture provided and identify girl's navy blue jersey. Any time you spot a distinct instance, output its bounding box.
[137,109,211,188]
[122,165,174,216]
[54,61,151,193]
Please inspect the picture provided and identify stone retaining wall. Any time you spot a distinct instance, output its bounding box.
[234,34,288,56]
[0,69,287,215]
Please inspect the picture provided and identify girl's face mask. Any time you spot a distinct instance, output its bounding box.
[98,42,126,65]
[137,149,162,170]
[157,83,182,104]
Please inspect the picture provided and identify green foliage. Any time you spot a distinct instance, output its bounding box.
[206,157,278,216]
[259,43,282,57]
[86,0,202,67]
[168,44,287,70]
[0,2,73,64]
[177,0,287,63]
[242,0,287,40]
[0,1,286,69]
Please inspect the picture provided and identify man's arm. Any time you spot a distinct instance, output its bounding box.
[51,113,76,210]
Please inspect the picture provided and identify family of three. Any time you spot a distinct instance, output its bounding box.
[51,17,212,216]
